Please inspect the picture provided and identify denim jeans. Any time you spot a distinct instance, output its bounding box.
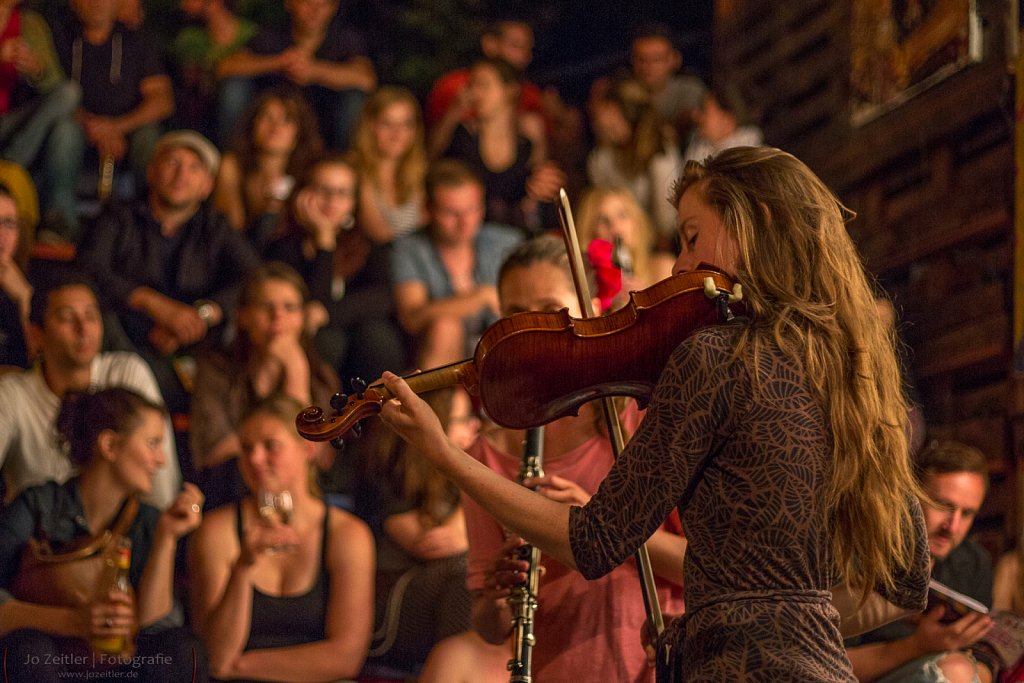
[875,653,983,683]
[0,80,80,168]
[43,117,160,240]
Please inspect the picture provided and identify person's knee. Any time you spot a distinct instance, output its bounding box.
[46,80,82,116]
[1,628,59,653]
[136,627,209,683]
[0,629,63,681]
[47,117,85,157]
[936,651,980,683]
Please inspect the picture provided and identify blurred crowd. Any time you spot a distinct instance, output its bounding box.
[0,2,772,681]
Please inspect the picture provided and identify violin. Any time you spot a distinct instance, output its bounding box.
[296,267,743,444]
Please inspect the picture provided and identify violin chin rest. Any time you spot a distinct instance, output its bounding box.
[703,277,743,304]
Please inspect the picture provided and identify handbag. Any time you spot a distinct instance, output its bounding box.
[9,496,139,608]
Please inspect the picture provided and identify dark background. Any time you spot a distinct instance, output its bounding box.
[348,0,714,103]
[26,0,713,104]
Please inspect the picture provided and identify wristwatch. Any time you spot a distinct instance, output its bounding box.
[194,299,216,326]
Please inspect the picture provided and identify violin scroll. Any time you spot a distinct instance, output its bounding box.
[296,382,391,443]
[296,360,479,445]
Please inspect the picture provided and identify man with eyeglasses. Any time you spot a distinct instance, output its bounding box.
[77,130,259,413]
[845,440,995,683]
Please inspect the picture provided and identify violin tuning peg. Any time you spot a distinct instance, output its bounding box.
[350,377,367,399]
[330,392,348,411]
[350,422,363,439]
[330,436,346,451]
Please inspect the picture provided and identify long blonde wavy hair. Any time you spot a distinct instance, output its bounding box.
[351,86,428,205]
[674,146,921,596]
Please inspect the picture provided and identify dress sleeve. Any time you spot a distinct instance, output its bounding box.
[874,495,930,612]
[569,327,740,580]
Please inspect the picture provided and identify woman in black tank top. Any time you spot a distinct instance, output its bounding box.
[189,394,376,682]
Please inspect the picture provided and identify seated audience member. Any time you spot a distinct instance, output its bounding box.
[266,154,407,384]
[574,185,674,307]
[846,440,995,683]
[425,19,544,155]
[390,160,521,368]
[213,86,322,252]
[350,85,428,242]
[358,387,476,677]
[0,388,205,683]
[629,22,706,138]
[0,277,180,508]
[49,0,174,221]
[216,0,376,149]
[171,0,257,141]
[189,262,338,510]
[0,0,79,234]
[423,235,686,682]
[0,181,32,367]
[76,130,259,413]
[189,394,374,683]
[441,57,563,231]
[682,86,764,163]
[587,76,681,244]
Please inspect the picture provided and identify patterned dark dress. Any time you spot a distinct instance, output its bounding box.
[569,324,930,681]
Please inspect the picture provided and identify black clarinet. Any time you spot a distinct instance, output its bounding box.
[508,426,544,683]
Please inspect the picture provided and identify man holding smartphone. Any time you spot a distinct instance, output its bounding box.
[846,440,994,682]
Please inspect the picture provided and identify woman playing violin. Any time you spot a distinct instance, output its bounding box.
[378,146,930,680]
[420,235,685,682]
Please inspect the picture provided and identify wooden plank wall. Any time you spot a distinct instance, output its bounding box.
[715,0,1019,554]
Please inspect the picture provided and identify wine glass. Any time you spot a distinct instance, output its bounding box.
[257,489,293,525]
[257,489,294,552]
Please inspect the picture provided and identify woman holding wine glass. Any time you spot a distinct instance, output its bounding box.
[189,394,375,683]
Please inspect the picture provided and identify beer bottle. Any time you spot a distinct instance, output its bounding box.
[90,537,134,657]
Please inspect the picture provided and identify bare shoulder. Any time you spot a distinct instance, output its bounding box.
[326,507,374,557]
[192,504,241,559]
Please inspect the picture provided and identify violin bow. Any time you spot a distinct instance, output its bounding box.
[556,189,666,638]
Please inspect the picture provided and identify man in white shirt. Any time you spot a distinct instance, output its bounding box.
[0,277,180,508]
